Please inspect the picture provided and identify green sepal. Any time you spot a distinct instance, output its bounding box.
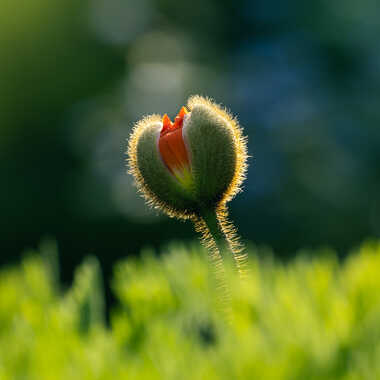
[184,104,237,208]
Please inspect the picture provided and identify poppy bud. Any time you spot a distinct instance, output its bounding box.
[127,96,249,309]
[127,95,247,219]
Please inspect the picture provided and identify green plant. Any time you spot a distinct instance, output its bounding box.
[127,96,248,308]
[1,241,380,379]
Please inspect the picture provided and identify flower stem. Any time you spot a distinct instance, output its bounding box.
[199,208,227,256]
[203,205,249,279]
[193,208,231,321]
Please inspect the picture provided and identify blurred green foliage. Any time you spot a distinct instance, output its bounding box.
[2,240,380,379]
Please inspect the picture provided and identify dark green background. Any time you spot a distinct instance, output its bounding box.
[1,0,379,289]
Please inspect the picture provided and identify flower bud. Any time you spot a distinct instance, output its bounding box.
[127,95,247,219]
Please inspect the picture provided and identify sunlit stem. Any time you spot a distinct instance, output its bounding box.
[202,206,249,279]
[193,208,232,322]
[200,208,227,256]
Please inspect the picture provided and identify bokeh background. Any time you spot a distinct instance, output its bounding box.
[1,0,380,295]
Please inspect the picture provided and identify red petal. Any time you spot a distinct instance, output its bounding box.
[173,106,188,129]
[178,106,188,118]
[159,128,190,173]
[159,109,190,175]
[161,114,173,134]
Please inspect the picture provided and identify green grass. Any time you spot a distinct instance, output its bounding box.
[1,240,380,379]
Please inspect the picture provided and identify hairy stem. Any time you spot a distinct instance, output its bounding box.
[201,205,248,279]
[193,210,231,321]
[199,208,227,255]
[194,206,248,320]
[216,205,249,279]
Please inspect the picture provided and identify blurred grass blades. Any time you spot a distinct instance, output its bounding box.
[2,241,380,378]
